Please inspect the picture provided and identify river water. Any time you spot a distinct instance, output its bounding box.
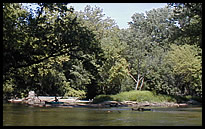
[3,103,202,126]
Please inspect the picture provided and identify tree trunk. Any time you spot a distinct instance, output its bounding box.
[127,66,144,90]
[135,75,144,90]
[128,70,138,83]
[135,74,140,90]
[139,77,144,90]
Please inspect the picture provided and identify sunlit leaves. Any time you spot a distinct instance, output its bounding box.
[166,44,201,82]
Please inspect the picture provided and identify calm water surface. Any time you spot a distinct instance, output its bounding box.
[3,103,202,126]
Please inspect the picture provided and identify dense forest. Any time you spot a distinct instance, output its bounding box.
[3,3,202,100]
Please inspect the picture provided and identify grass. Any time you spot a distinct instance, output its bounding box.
[93,90,177,104]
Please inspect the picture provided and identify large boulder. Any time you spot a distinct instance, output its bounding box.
[25,91,41,104]
[28,91,35,98]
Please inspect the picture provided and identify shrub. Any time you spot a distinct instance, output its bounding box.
[93,90,177,103]
[92,95,114,103]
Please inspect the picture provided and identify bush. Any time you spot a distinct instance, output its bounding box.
[112,90,175,102]
[64,87,86,99]
[93,90,177,103]
[93,95,114,103]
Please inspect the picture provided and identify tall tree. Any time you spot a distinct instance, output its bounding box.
[3,3,103,98]
[76,5,129,95]
[168,3,202,48]
[165,44,202,96]
[122,6,176,90]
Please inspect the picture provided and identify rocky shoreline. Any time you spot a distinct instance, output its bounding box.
[86,100,201,108]
[7,91,201,108]
[7,99,201,108]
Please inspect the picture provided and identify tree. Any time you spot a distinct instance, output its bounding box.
[3,3,97,75]
[4,3,202,100]
[121,6,176,91]
[168,3,202,48]
[165,44,202,96]
[76,5,129,95]
[99,36,129,94]
[3,3,103,99]
[3,3,30,75]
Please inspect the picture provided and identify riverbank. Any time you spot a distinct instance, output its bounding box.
[7,97,201,108]
[7,90,201,108]
[7,99,201,108]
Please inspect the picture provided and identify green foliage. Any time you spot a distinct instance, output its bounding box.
[76,5,129,95]
[167,44,201,79]
[120,4,202,99]
[3,3,103,99]
[3,3,202,100]
[168,3,202,48]
[112,90,176,102]
[121,6,176,92]
[93,90,176,103]
[3,78,15,99]
[3,3,98,74]
[92,95,114,103]
[63,86,86,99]
[165,44,202,96]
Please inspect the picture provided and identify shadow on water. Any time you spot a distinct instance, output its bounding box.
[3,103,202,126]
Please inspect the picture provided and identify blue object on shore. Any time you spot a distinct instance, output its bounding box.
[45,101,64,104]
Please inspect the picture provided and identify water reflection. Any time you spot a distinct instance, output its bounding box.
[3,103,202,126]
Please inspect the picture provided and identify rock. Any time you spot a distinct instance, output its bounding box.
[8,99,23,103]
[28,91,35,98]
[45,104,52,107]
[120,101,138,107]
[124,101,135,104]
[28,101,34,105]
[101,101,119,105]
[172,103,179,107]
[38,104,44,107]
[187,99,201,105]
[33,104,40,107]
[131,107,152,111]
[138,101,150,107]
[178,103,188,108]
[110,103,118,107]
[100,101,120,107]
